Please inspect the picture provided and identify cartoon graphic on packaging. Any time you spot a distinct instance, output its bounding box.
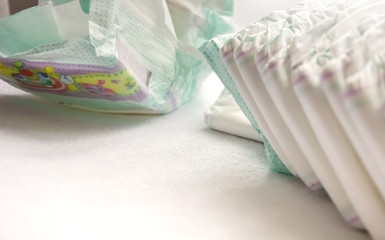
[76,80,116,96]
[9,61,66,91]
[0,59,149,101]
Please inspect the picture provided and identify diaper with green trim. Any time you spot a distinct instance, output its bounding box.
[0,0,233,113]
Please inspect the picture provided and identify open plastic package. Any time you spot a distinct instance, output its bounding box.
[0,0,233,113]
[201,0,385,239]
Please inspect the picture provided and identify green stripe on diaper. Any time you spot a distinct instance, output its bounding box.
[200,36,291,175]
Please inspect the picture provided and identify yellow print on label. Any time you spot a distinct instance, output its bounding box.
[0,60,146,101]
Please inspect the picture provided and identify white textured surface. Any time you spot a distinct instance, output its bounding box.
[0,1,371,240]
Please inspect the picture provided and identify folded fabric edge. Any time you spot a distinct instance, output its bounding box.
[199,37,291,175]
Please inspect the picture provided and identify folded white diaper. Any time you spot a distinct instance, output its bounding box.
[255,0,366,229]
[204,88,262,142]
[290,3,385,237]
[201,0,385,238]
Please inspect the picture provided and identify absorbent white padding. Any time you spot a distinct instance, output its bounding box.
[339,37,385,204]
[286,4,385,233]
[291,0,385,65]
[305,15,385,205]
[205,88,263,142]
[253,3,364,228]
[293,64,385,240]
[232,39,320,189]
[261,63,363,228]
[345,83,385,195]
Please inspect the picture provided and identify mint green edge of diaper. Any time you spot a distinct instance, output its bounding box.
[80,0,90,14]
[49,0,90,13]
[199,37,291,175]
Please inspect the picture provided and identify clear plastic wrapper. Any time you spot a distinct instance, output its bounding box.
[0,0,234,113]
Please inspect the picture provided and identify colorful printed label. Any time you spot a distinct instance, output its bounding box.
[0,59,150,101]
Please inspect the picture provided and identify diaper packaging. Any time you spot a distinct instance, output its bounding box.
[0,0,233,113]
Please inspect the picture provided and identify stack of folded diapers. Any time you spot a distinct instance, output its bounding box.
[201,0,385,239]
